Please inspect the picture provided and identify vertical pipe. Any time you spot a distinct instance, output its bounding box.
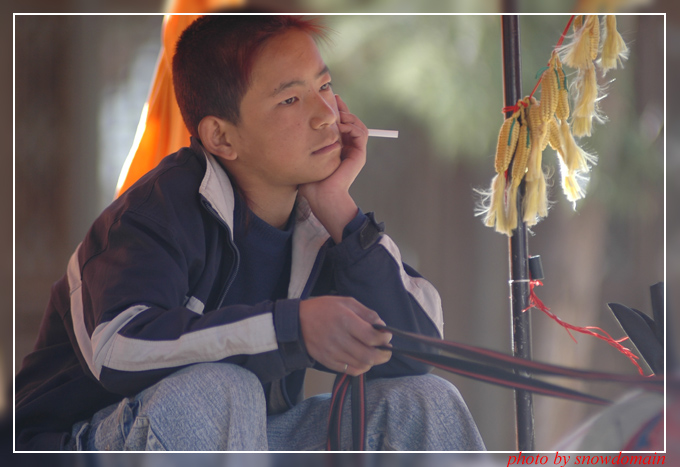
[501,15,535,451]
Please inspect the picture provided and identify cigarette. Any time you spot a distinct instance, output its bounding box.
[368,129,399,138]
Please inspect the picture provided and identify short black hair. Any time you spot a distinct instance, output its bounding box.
[172,15,328,137]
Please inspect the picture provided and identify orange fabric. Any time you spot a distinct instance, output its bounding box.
[115,0,244,198]
[166,0,244,13]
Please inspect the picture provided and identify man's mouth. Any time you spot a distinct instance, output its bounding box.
[312,138,341,155]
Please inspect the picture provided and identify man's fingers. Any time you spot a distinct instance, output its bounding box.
[346,299,383,324]
[335,345,392,376]
[338,122,367,141]
[336,95,368,134]
[339,299,393,348]
[299,296,393,376]
[335,94,349,112]
[330,323,392,371]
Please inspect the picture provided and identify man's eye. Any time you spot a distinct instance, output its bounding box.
[320,82,332,91]
[281,97,298,105]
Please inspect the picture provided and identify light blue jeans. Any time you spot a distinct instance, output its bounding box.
[69,363,485,451]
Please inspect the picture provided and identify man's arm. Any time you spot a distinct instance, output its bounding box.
[298,94,365,244]
[327,213,444,377]
[298,95,443,378]
[72,208,312,396]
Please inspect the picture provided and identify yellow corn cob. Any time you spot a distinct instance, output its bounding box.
[527,97,542,133]
[494,112,520,174]
[555,61,570,121]
[540,57,559,123]
[481,14,616,235]
[504,102,537,235]
[526,97,546,181]
[587,15,600,61]
[511,116,531,187]
[547,117,563,153]
[541,123,551,151]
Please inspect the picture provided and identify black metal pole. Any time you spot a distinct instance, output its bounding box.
[501,15,535,451]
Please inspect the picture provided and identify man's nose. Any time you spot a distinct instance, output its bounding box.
[310,93,337,130]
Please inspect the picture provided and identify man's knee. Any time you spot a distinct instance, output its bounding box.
[364,374,485,450]
[369,373,464,407]
[378,373,477,426]
[139,363,265,422]
[128,363,268,450]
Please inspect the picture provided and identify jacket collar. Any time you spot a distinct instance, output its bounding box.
[194,138,236,239]
[193,138,331,299]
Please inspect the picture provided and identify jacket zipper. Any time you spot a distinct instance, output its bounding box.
[201,198,240,308]
[299,239,331,299]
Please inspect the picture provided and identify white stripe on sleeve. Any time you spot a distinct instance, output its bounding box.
[378,236,444,336]
[102,313,278,372]
[68,243,279,377]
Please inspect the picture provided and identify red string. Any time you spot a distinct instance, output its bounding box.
[502,99,529,115]
[523,279,647,376]
[528,77,543,101]
[556,15,576,49]
[510,15,577,105]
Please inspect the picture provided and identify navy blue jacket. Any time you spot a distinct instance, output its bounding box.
[15,138,444,450]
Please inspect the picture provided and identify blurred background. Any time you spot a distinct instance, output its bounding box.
[7,0,675,460]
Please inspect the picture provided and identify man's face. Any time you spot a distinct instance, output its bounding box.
[226,29,342,191]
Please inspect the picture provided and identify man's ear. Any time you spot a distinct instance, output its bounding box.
[198,116,237,161]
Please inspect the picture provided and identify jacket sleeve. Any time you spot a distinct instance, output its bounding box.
[324,210,444,378]
[70,208,312,397]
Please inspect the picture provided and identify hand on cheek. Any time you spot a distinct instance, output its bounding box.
[298,95,368,243]
[336,94,368,168]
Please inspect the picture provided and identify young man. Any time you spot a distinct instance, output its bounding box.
[16,16,484,451]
